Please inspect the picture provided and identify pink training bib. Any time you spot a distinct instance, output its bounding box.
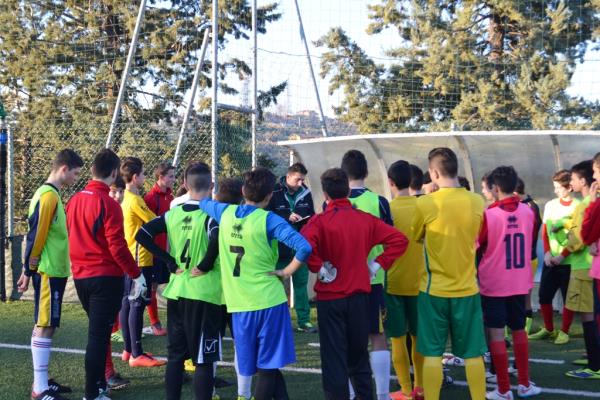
[479,203,535,297]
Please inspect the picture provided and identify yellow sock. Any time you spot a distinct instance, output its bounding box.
[464,357,486,400]
[391,336,412,395]
[422,356,442,400]
[411,335,424,389]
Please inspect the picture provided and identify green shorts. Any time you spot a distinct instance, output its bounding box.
[384,293,418,338]
[416,291,487,359]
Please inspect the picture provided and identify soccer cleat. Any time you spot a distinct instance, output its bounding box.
[32,389,70,400]
[442,353,464,366]
[486,389,514,400]
[565,368,600,379]
[106,373,130,391]
[411,387,424,400]
[390,391,412,400]
[296,322,318,333]
[484,352,491,364]
[525,317,533,335]
[184,359,196,372]
[121,350,131,362]
[82,388,111,400]
[128,353,166,367]
[517,382,542,398]
[508,365,518,377]
[48,379,72,393]
[486,370,497,384]
[527,327,556,340]
[110,331,123,343]
[236,397,255,400]
[151,323,167,336]
[212,394,220,400]
[572,358,588,366]
[553,330,569,345]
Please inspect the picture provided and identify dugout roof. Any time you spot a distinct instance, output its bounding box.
[278,131,600,207]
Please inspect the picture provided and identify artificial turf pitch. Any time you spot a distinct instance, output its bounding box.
[1,301,599,400]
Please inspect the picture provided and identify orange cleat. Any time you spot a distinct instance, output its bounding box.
[411,387,424,400]
[390,391,413,400]
[128,353,167,368]
[151,324,167,336]
[121,350,131,362]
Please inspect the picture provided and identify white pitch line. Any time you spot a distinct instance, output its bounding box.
[308,343,565,364]
[1,342,597,397]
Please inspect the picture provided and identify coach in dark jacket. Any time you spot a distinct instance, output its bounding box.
[267,162,316,332]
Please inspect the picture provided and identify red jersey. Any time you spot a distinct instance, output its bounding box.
[300,198,408,301]
[66,180,140,280]
[143,184,173,251]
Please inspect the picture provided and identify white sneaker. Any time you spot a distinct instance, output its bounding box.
[508,366,518,376]
[486,389,514,400]
[142,326,154,335]
[517,382,542,398]
[486,370,497,383]
[484,352,491,363]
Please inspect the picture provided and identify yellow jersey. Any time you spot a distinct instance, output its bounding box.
[122,189,156,267]
[387,196,424,296]
[412,188,484,298]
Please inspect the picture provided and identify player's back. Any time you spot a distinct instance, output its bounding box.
[121,189,154,265]
[388,196,423,296]
[414,188,484,297]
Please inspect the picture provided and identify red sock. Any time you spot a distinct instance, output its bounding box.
[490,340,510,394]
[512,330,530,386]
[147,289,160,326]
[540,304,554,331]
[105,343,115,380]
[561,307,574,334]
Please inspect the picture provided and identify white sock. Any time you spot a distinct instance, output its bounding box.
[32,336,52,394]
[370,350,391,400]
[349,379,356,399]
[235,351,252,398]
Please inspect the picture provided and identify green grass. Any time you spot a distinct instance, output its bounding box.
[0,301,598,399]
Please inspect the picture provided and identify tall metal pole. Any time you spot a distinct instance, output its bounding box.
[293,0,328,137]
[0,117,7,302]
[105,0,147,148]
[211,0,219,187]
[173,25,211,167]
[7,124,13,238]
[251,0,258,168]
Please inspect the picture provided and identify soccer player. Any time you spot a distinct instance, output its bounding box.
[529,170,579,343]
[197,167,312,400]
[136,162,223,400]
[481,172,497,204]
[581,152,600,350]
[553,160,600,379]
[339,149,393,400]
[67,149,148,400]
[300,167,408,400]
[16,149,83,400]
[109,174,125,204]
[477,166,541,399]
[119,157,165,367]
[386,160,425,400]
[408,164,424,196]
[267,162,317,333]
[459,176,471,191]
[143,162,176,337]
[412,147,487,400]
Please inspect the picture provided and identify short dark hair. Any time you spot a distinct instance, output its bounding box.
[242,167,276,202]
[387,160,411,190]
[553,169,571,189]
[216,177,243,204]
[91,149,120,179]
[185,162,211,192]
[571,160,594,186]
[458,176,471,191]
[515,177,525,195]
[321,168,349,199]
[423,171,432,185]
[154,162,175,180]
[120,157,144,183]
[52,149,84,171]
[409,164,424,191]
[341,150,368,180]
[490,166,518,194]
[594,152,600,165]
[288,162,308,175]
[482,171,494,189]
[428,147,458,178]
[111,174,125,190]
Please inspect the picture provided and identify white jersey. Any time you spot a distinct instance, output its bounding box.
[170,193,190,209]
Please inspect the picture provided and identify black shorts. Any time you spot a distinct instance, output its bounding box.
[369,284,386,334]
[153,258,171,285]
[539,264,571,304]
[123,267,154,306]
[481,294,526,330]
[167,298,223,365]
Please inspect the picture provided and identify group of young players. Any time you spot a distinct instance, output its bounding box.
[16,144,600,400]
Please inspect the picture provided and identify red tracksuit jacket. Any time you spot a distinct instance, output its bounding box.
[300,198,408,301]
[66,180,140,280]
[143,184,173,251]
